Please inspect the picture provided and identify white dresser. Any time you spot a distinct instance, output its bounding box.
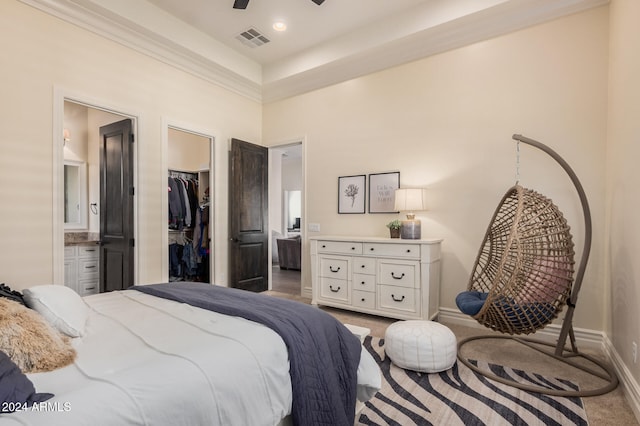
[310,236,442,321]
[64,244,100,296]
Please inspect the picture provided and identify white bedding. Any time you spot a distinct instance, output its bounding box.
[1,290,380,426]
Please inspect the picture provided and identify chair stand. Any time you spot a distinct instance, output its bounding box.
[457,332,618,397]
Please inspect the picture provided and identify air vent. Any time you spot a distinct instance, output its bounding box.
[235,27,270,48]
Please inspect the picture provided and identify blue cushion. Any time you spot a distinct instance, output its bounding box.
[456,291,489,316]
[494,297,556,325]
[0,350,53,412]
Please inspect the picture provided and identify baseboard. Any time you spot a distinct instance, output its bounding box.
[603,335,640,422]
[438,307,604,349]
[439,307,640,423]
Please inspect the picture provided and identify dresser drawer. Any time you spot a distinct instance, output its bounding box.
[78,245,99,259]
[378,260,418,288]
[64,246,77,258]
[78,259,99,279]
[78,279,99,296]
[317,241,363,255]
[319,256,349,280]
[352,257,376,275]
[353,273,376,292]
[352,290,376,310]
[318,277,350,303]
[378,285,420,316]
[364,243,420,259]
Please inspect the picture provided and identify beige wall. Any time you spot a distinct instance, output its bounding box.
[264,7,610,331]
[0,1,261,289]
[167,128,210,172]
[607,0,640,384]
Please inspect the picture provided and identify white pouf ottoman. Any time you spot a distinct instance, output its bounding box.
[384,320,457,373]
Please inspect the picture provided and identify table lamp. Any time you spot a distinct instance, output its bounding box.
[394,188,427,239]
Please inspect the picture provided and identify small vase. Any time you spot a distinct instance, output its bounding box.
[389,228,400,239]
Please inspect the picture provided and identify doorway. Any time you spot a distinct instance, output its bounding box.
[55,96,137,289]
[164,126,214,283]
[269,142,303,296]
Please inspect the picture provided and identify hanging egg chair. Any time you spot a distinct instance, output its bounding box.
[457,184,575,335]
[455,134,618,397]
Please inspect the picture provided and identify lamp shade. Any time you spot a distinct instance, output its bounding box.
[394,188,427,212]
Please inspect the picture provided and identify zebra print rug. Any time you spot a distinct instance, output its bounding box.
[357,336,588,426]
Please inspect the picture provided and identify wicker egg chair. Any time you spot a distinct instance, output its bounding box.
[456,134,618,397]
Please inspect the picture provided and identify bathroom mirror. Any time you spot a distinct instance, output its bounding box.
[64,160,87,229]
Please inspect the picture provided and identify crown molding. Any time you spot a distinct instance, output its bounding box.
[19,0,608,104]
[19,0,263,102]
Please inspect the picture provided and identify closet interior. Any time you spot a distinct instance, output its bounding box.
[167,128,212,282]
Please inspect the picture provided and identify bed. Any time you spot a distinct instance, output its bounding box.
[0,283,381,426]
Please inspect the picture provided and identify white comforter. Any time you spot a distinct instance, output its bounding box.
[1,291,380,426]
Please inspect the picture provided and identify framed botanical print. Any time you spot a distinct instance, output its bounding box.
[338,175,366,214]
[368,171,400,213]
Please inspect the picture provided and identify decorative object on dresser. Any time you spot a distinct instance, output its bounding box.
[338,175,366,214]
[394,188,428,239]
[386,220,401,239]
[368,171,400,213]
[310,236,442,320]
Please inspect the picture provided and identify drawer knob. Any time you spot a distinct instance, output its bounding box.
[391,272,405,280]
[329,285,341,293]
[85,265,96,269]
[85,287,95,291]
[361,265,366,268]
[406,249,411,253]
[85,249,96,252]
[322,245,326,248]
[329,266,341,273]
[370,247,374,251]
[351,247,356,250]
[360,281,365,285]
[361,298,366,302]
[391,294,405,302]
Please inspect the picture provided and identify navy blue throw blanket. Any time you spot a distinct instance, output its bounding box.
[132,282,362,426]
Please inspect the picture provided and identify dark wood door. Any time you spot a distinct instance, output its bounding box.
[99,119,134,292]
[229,138,268,292]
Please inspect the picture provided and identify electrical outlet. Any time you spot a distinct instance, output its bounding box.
[632,341,638,364]
[308,223,320,232]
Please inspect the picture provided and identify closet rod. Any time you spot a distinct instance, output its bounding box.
[169,168,198,179]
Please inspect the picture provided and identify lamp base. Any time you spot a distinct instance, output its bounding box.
[400,220,421,239]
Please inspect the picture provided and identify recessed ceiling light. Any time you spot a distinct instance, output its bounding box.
[273,21,287,32]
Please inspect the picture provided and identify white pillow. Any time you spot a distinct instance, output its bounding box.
[22,285,88,338]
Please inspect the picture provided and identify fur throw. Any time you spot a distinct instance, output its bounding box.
[0,298,76,373]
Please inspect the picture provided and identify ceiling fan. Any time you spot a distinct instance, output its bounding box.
[233,0,325,9]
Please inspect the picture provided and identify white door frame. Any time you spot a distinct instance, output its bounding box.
[161,118,218,283]
[268,137,307,296]
[52,87,140,286]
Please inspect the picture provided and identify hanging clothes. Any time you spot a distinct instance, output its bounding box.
[168,177,183,230]
[168,170,207,281]
[168,173,200,230]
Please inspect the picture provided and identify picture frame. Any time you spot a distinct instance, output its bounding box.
[368,171,400,213]
[338,175,366,214]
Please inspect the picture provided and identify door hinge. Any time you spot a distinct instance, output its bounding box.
[130,238,135,247]
[130,187,135,196]
[130,134,135,143]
